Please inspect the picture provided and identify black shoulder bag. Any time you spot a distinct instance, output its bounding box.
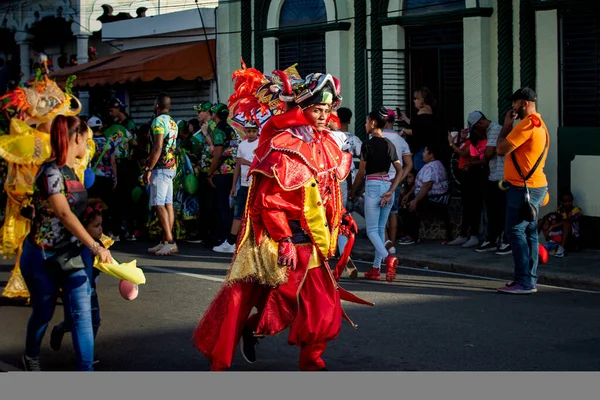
[510,130,549,222]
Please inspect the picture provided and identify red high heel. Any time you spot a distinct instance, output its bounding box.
[385,255,398,282]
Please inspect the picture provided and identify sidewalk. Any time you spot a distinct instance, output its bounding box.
[350,236,600,291]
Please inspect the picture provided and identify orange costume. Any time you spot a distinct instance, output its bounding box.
[193,69,371,371]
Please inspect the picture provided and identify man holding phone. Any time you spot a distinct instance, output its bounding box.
[495,88,549,294]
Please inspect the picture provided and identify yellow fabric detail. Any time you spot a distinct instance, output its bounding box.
[93,257,146,285]
[227,233,288,287]
[234,179,255,253]
[73,135,95,184]
[305,244,322,270]
[99,234,114,249]
[1,252,30,299]
[302,178,330,258]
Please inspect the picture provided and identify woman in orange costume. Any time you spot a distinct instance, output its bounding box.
[194,69,373,371]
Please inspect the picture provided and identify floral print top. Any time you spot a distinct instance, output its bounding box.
[91,136,116,179]
[200,121,238,175]
[111,126,135,160]
[30,162,88,251]
[151,114,178,170]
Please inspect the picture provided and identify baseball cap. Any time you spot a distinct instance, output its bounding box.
[467,111,486,133]
[244,120,258,129]
[87,116,103,128]
[506,87,537,102]
[193,101,213,112]
[109,97,126,110]
[211,103,230,119]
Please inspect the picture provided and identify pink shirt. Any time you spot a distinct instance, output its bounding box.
[469,139,488,160]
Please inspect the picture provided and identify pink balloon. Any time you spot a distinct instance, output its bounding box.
[119,280,139,300]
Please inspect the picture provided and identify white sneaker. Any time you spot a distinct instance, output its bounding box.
[554,245,565,258]
[448,236,468,246]
[155,242,179,256]
[213,240,236,254]
[462,236,480,248]
[148,242,165,253]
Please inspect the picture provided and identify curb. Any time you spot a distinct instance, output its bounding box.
[0,360,21,372]
[351,248,600,292]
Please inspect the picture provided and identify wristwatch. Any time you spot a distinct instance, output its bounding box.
[144,166,151,172]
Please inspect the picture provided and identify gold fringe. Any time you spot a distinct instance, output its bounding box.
[2,253,30,299]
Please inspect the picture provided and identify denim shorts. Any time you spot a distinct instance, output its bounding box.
[234,185,249,220]
[149,169,176,206]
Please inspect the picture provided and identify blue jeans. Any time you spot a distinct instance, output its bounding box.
[364,180,394,267]
[61,249,100,339]
[505,186,547,288]
[20,239,95,371]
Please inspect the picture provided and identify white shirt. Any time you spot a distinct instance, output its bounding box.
[382,130,411,179]
[237,138,259,187]
[485,121,504,182]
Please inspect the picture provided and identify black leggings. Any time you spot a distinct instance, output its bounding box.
[457,168,486,237]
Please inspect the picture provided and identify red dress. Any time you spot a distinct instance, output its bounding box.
[193,107,372,370]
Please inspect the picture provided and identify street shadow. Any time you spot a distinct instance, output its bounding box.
[2,293,600,372]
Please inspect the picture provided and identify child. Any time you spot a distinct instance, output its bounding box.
[539,191,583,258]
[50,202,105,360]
[212,120,259,253]
[397,169,416,243]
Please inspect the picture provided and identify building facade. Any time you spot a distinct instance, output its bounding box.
[216,0,599,234]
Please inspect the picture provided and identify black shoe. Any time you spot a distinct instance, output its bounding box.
[240,326,258,364]
[475,241,499,253]
[22,355,41,371]
[495,244,513,256]
[50,324,65,351]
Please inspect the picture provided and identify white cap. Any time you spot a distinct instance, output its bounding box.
[87,116,103,128]
[244,120,258,128]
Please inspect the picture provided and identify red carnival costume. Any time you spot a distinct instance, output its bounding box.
[193,66,372,371]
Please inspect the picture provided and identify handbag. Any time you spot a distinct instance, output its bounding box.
[44,242,85,275]
[510,128,549,222]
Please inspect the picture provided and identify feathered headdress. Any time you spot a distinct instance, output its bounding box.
[228,59,302,128]
[228,59,342,130]
[0,60,81,127]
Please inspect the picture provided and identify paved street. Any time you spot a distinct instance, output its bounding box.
[1,242,600,372]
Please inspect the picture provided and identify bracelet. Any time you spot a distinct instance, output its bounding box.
[90,242,101,256]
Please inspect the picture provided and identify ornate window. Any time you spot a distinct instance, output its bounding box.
[403,0,466,16]
[277,0,327,77]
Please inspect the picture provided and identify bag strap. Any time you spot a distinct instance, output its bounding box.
[510,126,549,183]
[92,140,111,172]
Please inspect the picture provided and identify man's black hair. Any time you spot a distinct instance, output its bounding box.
[156,92,171,111]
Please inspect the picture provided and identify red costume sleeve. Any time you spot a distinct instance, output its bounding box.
[251,175,303,242]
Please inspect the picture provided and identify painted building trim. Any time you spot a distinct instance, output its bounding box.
[380,7,494,26]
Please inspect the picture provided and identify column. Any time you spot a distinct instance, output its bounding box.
[463,16,492,117]
[78,90,90,117]
[326,30,354,124]
[262,37,277,74]
[535,9,559,213]
[76,33,91,65]
[15,32,34,83]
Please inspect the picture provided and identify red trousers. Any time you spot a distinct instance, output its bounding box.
[193,245,341,370]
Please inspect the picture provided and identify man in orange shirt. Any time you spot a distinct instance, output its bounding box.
[496,88,548,294]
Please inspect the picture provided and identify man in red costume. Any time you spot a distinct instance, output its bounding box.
[193,72,372,371]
